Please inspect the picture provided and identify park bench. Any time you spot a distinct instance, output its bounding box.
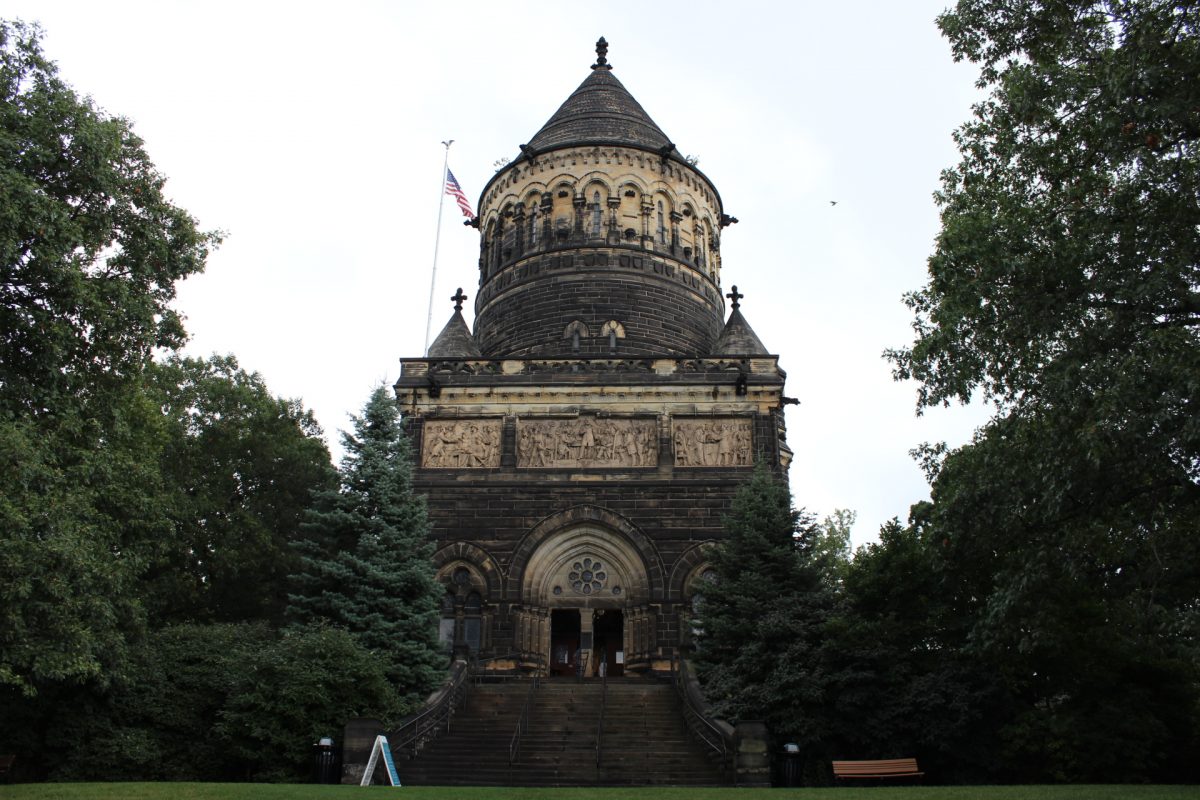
[832,757,923,782]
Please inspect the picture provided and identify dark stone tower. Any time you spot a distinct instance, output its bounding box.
[395,39,792,675]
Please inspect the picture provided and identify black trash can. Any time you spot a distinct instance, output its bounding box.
[313,736,337,784]
[781,742,801,787]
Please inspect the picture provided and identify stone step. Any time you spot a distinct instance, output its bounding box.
[397,677,729,786]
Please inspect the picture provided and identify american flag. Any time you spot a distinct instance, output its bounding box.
[445,169,474,218]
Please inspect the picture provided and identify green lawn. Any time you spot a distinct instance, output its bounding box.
[2,785,1198,800]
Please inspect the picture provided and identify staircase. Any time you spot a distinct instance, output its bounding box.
[395,677,728,786]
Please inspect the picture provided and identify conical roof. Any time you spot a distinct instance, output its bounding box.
[713,306,769,356]
[428,309,481,358]
[524,39,674,155]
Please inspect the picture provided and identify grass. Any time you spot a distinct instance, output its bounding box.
[1,785,1198,800]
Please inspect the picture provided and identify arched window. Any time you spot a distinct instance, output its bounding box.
[438,591,456,653]
[657,201,666,244]
[591,191,602,235]
[530,205,539,246]
[464,591,482,653]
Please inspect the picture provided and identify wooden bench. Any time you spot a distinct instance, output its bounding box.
[832,757,923,782]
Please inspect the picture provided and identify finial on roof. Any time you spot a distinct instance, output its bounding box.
[726,285,744,310]
[451,287,468,311]
[592,37,611,70]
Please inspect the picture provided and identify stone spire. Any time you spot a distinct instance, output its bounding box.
[428,288,482,358]
[523,39,675,155]
[713,287,769,355]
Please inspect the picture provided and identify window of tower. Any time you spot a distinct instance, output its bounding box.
[591,191,602,236]
[530,204,539,246]
[657,201,666,244]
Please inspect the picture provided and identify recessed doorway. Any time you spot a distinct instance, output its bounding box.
[593,609,624,677]
[550,609,581,677]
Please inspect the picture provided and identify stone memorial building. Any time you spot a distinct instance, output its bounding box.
[395,39,793,678]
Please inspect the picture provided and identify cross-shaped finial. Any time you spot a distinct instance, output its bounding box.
[592,37,610,69]
[726,285,744,309]
[451,287,467,311]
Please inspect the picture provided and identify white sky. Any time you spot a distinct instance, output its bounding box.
[9,0,992,549]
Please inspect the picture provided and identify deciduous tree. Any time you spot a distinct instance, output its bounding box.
[885,0,1200,781]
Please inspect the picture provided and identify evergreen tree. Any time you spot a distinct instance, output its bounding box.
[693,465,835,762]
[289,386,443,705]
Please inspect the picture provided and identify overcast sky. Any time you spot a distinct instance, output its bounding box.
[10,0,993,549]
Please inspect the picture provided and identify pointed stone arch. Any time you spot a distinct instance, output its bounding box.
[509,505,664,605]
[432,540,505,599]
[668,540,718,601]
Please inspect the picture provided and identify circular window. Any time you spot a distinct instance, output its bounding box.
[612,586,622,596]
[568,556,607,595]
[553,586,562,596]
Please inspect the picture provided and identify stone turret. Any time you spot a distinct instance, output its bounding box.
[471,39,732,358]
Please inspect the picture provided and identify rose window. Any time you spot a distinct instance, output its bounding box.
[569,558,607,595]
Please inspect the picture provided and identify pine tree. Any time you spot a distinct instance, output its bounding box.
[693,464,835,755]
[288,386,443,704]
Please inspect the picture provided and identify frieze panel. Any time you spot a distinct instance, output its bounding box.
[421,420,502,469]
[672,418,753,467]
[517,418,657,468]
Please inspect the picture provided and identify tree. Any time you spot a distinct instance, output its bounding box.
[144,355,335,625]
[0,20,218,419]
[0,19,217,696]
[289,386,443,706]
[813,508,855,586]
[885,1,1200,781]
[693,465,835,771]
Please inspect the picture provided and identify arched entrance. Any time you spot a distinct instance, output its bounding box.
[511,522,654,675]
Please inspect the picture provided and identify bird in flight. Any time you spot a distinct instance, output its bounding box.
[829,200,838,206]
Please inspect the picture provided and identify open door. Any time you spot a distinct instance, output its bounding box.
[550,609,580,676]
[593,609,624,677]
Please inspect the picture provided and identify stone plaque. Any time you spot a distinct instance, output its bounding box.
[672,418,752,467]
[422,420,502,469]
[517,418,657,468]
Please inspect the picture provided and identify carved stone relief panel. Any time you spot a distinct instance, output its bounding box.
[421,419,502,468]
[672,418,753,467]
[517,418,657,468]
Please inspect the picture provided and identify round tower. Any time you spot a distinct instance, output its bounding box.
[472,39,733,359]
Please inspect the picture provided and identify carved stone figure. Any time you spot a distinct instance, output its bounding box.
[422,420,502,468]
[517,418,656,468]
[672,418,752,467]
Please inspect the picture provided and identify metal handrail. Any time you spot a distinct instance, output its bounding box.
[389,660,471,756]
[508,674,540,765]
[594,666,608,768]
[674,656,730,768]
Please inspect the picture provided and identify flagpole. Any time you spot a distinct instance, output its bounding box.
[423,140,453,357]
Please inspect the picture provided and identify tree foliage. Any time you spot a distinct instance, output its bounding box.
[0,20,218,418]
[880,0,1200,782]
[145,355,335,625]
[3,622,400,782]
[694,465,835,765]
[290,386,443,706]
[0,19,220,696]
